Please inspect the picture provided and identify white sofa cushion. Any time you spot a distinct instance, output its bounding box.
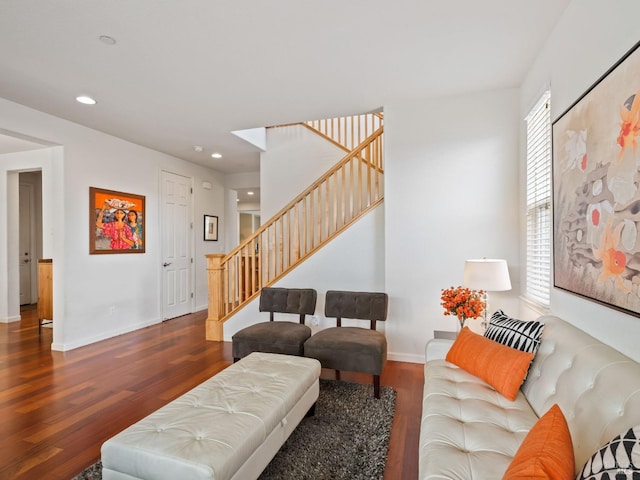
[521,316,640,471]
[419,359,539,478]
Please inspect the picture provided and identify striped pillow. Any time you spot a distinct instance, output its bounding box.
[484,310,544,355]
[577,425,640,479]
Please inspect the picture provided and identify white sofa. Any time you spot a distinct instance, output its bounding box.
[419,315,640,478]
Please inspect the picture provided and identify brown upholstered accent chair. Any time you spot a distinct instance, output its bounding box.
[232,287,317,361]
[303,290,388,398]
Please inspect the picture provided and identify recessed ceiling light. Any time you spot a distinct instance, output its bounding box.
[76,95,97,105]
[211,153,222,158]
[193,145,203,152]
[236,198,240,202]
[248,191,254,195]
[99,35,116,45]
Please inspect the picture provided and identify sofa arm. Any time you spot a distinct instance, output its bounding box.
[425,338,454,362]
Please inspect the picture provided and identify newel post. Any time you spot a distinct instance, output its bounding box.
[205,254,225,341]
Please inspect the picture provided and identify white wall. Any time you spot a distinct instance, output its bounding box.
[260,125,345,219]
[519,0,640,361]
[224,171,259,247]
[194,176,227,311]
[224,124,386,342]
[384,89,521,363]
[250,101,519,363]
[0,98,228,350]
[223,205,386,339]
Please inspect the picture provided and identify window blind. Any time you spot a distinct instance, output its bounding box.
[525,91,551,306]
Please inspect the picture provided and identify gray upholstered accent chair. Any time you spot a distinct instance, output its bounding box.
[232,287,317,361]
[303,290,388,398]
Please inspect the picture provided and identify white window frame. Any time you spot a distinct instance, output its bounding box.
[525,91,552,307]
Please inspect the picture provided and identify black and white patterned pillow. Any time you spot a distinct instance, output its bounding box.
[577,425,640,479]
[484,310,544,355]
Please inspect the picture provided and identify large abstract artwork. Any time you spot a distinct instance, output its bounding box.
[554,41,640,315]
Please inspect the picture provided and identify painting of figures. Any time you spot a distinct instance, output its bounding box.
[90,187,145,254]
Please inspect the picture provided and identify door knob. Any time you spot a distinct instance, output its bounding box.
[163,262,172,267]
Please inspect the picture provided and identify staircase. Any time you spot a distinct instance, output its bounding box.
[206,113,384,341]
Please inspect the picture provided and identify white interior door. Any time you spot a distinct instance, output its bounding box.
[18,183,33,305]
[161,171,193,320]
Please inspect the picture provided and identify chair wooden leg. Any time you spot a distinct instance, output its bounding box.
[374,375,380,399]
[335,370,341,381]
[305,402,316,417]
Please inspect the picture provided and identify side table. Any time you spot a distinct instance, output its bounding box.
[433,330,457,340]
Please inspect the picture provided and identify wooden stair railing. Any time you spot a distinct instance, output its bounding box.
[206,122,384,342]
[303,112,383,154]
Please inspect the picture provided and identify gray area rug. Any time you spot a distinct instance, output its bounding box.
[72,379,396,480]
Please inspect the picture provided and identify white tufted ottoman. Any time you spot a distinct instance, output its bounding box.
[101,352,321,480]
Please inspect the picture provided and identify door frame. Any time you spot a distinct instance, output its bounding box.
[1,147,57,328]
[160,170,196,321]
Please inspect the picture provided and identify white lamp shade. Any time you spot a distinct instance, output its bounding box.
[462,258,512,291]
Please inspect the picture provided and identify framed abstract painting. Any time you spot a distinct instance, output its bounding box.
[553,40,640,315]
[204,215,218,241]
[90,187,146,254]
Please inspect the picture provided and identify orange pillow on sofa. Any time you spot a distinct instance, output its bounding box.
[503,403,575,479]
[445,327,534,401]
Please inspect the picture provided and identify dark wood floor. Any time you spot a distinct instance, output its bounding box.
[0,306,424,480]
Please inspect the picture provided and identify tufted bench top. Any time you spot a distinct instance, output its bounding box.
[102,352,321,480]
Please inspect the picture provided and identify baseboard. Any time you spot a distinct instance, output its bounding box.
[0,315,21,323]
[215,343,426,364]
[387,351,424,364]
[51,318,160,351]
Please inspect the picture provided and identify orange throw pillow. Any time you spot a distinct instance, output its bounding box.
[503,403,575,479]
[445,327,533,401]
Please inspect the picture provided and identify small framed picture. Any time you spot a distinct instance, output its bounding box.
[204,215,218,241]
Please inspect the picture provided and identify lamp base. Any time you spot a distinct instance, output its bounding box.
[481,292,489,331]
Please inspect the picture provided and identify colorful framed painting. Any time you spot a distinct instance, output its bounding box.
[90,187,145,254]
[204,215,218,241]
[553,40,640,315]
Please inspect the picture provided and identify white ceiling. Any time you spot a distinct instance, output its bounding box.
[0,133,48,155]
[0,0,570,174]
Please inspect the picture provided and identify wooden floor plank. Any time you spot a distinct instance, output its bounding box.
[0,306,423,480]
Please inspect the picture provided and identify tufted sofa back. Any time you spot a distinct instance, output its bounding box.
[521,315,640,471]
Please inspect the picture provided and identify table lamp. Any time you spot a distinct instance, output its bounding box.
[462,258,512,329]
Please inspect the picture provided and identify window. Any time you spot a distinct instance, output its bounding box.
[525,91,551,306]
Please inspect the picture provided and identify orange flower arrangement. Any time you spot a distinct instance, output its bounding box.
[440,286,485,329]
